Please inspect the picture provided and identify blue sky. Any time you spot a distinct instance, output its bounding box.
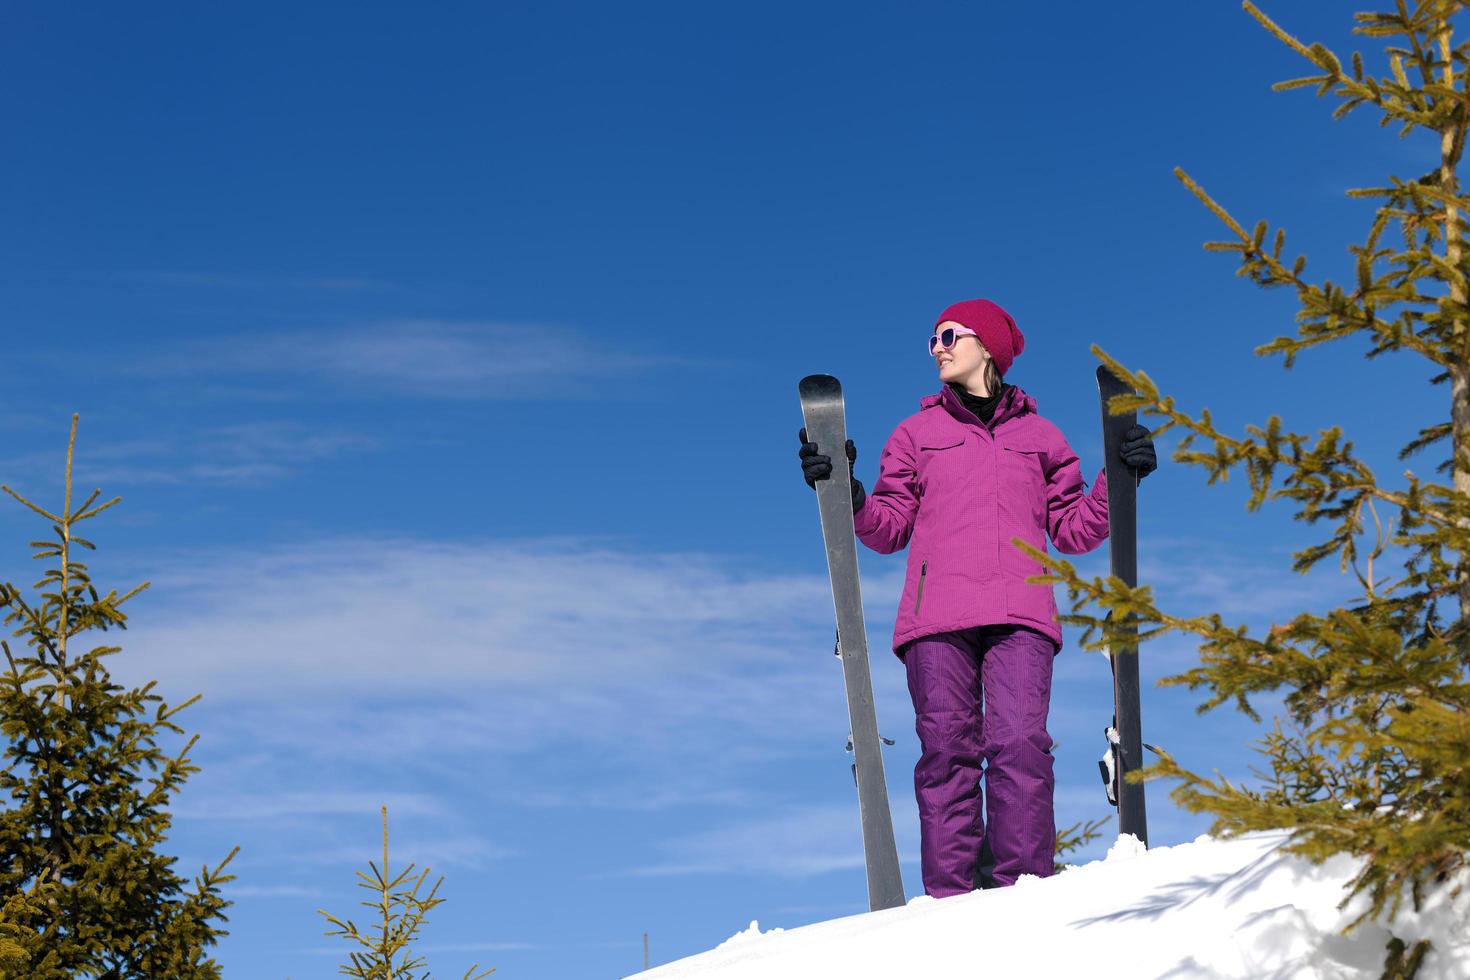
[0,2,1449,977]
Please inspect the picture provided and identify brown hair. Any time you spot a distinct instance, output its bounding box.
[984,359,1003,393]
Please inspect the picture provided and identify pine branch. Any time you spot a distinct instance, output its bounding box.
[1174,168,1451,367]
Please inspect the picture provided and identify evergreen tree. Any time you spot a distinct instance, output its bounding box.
[1023,0,1470,929]
[0,415,237,978]
[318,805,494,980]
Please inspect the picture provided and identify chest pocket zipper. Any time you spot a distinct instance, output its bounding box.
[914,560,928,615]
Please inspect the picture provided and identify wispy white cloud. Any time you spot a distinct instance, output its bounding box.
[227,884,324,899]
[304,834,515,872]
[631,803,920,879]
[1055,532,1363,624]
[85,528,1359,782]
[44,527,1351,898]
[0,411,57,431]
[631,805,867,878]
[104,269,389,291]
[509,786,753,811]
[0,419,377,489]
[417,942,539,953]
[294,940,537,957]
[1138,540,1359,621]
[84,534,851,834]
[100,320,680,400]
[113,535,832,700]
[176,790,445,822]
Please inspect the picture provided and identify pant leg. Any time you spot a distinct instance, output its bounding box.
[902,630,985,898]
[979,626,1058,886]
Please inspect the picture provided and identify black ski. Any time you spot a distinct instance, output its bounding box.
[1097,365,1148,846]
[798,374,906,912]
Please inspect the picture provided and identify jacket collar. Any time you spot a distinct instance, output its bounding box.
[921,384,1036,430]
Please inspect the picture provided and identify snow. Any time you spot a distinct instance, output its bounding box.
[629,831,1470,980]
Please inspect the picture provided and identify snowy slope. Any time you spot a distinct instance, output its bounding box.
[630,832,1470,980]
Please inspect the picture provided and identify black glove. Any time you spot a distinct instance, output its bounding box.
[1120,424,1157,481]
[798,428,866,513]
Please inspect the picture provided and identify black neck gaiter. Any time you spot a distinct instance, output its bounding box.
[949,382,1008,426]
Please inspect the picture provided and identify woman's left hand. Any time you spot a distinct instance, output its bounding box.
[1120,424,1157,480]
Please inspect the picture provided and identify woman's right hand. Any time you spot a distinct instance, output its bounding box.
[797,429,865,512]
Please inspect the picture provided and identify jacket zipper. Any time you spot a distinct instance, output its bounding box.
[914,560,928,615]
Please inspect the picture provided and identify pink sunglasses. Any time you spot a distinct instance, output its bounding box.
[929,324,979,355]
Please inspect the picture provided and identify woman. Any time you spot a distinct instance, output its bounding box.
[798,298,1156,898]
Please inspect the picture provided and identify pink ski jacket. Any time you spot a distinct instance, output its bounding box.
[852,384,1109,655]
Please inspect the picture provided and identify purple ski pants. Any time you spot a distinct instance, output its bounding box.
[902,625,1058,897]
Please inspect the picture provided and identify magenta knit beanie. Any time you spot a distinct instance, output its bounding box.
[934,299,1025,377]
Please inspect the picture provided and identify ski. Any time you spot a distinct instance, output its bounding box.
[798,374,906,912]
[1097,365,1149,846]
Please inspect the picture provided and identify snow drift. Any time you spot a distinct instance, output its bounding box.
[631,831,1470,980]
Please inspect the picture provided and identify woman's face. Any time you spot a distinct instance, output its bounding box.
[933,321,993,392]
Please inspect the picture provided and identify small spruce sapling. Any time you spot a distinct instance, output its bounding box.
[318,805,494,980]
